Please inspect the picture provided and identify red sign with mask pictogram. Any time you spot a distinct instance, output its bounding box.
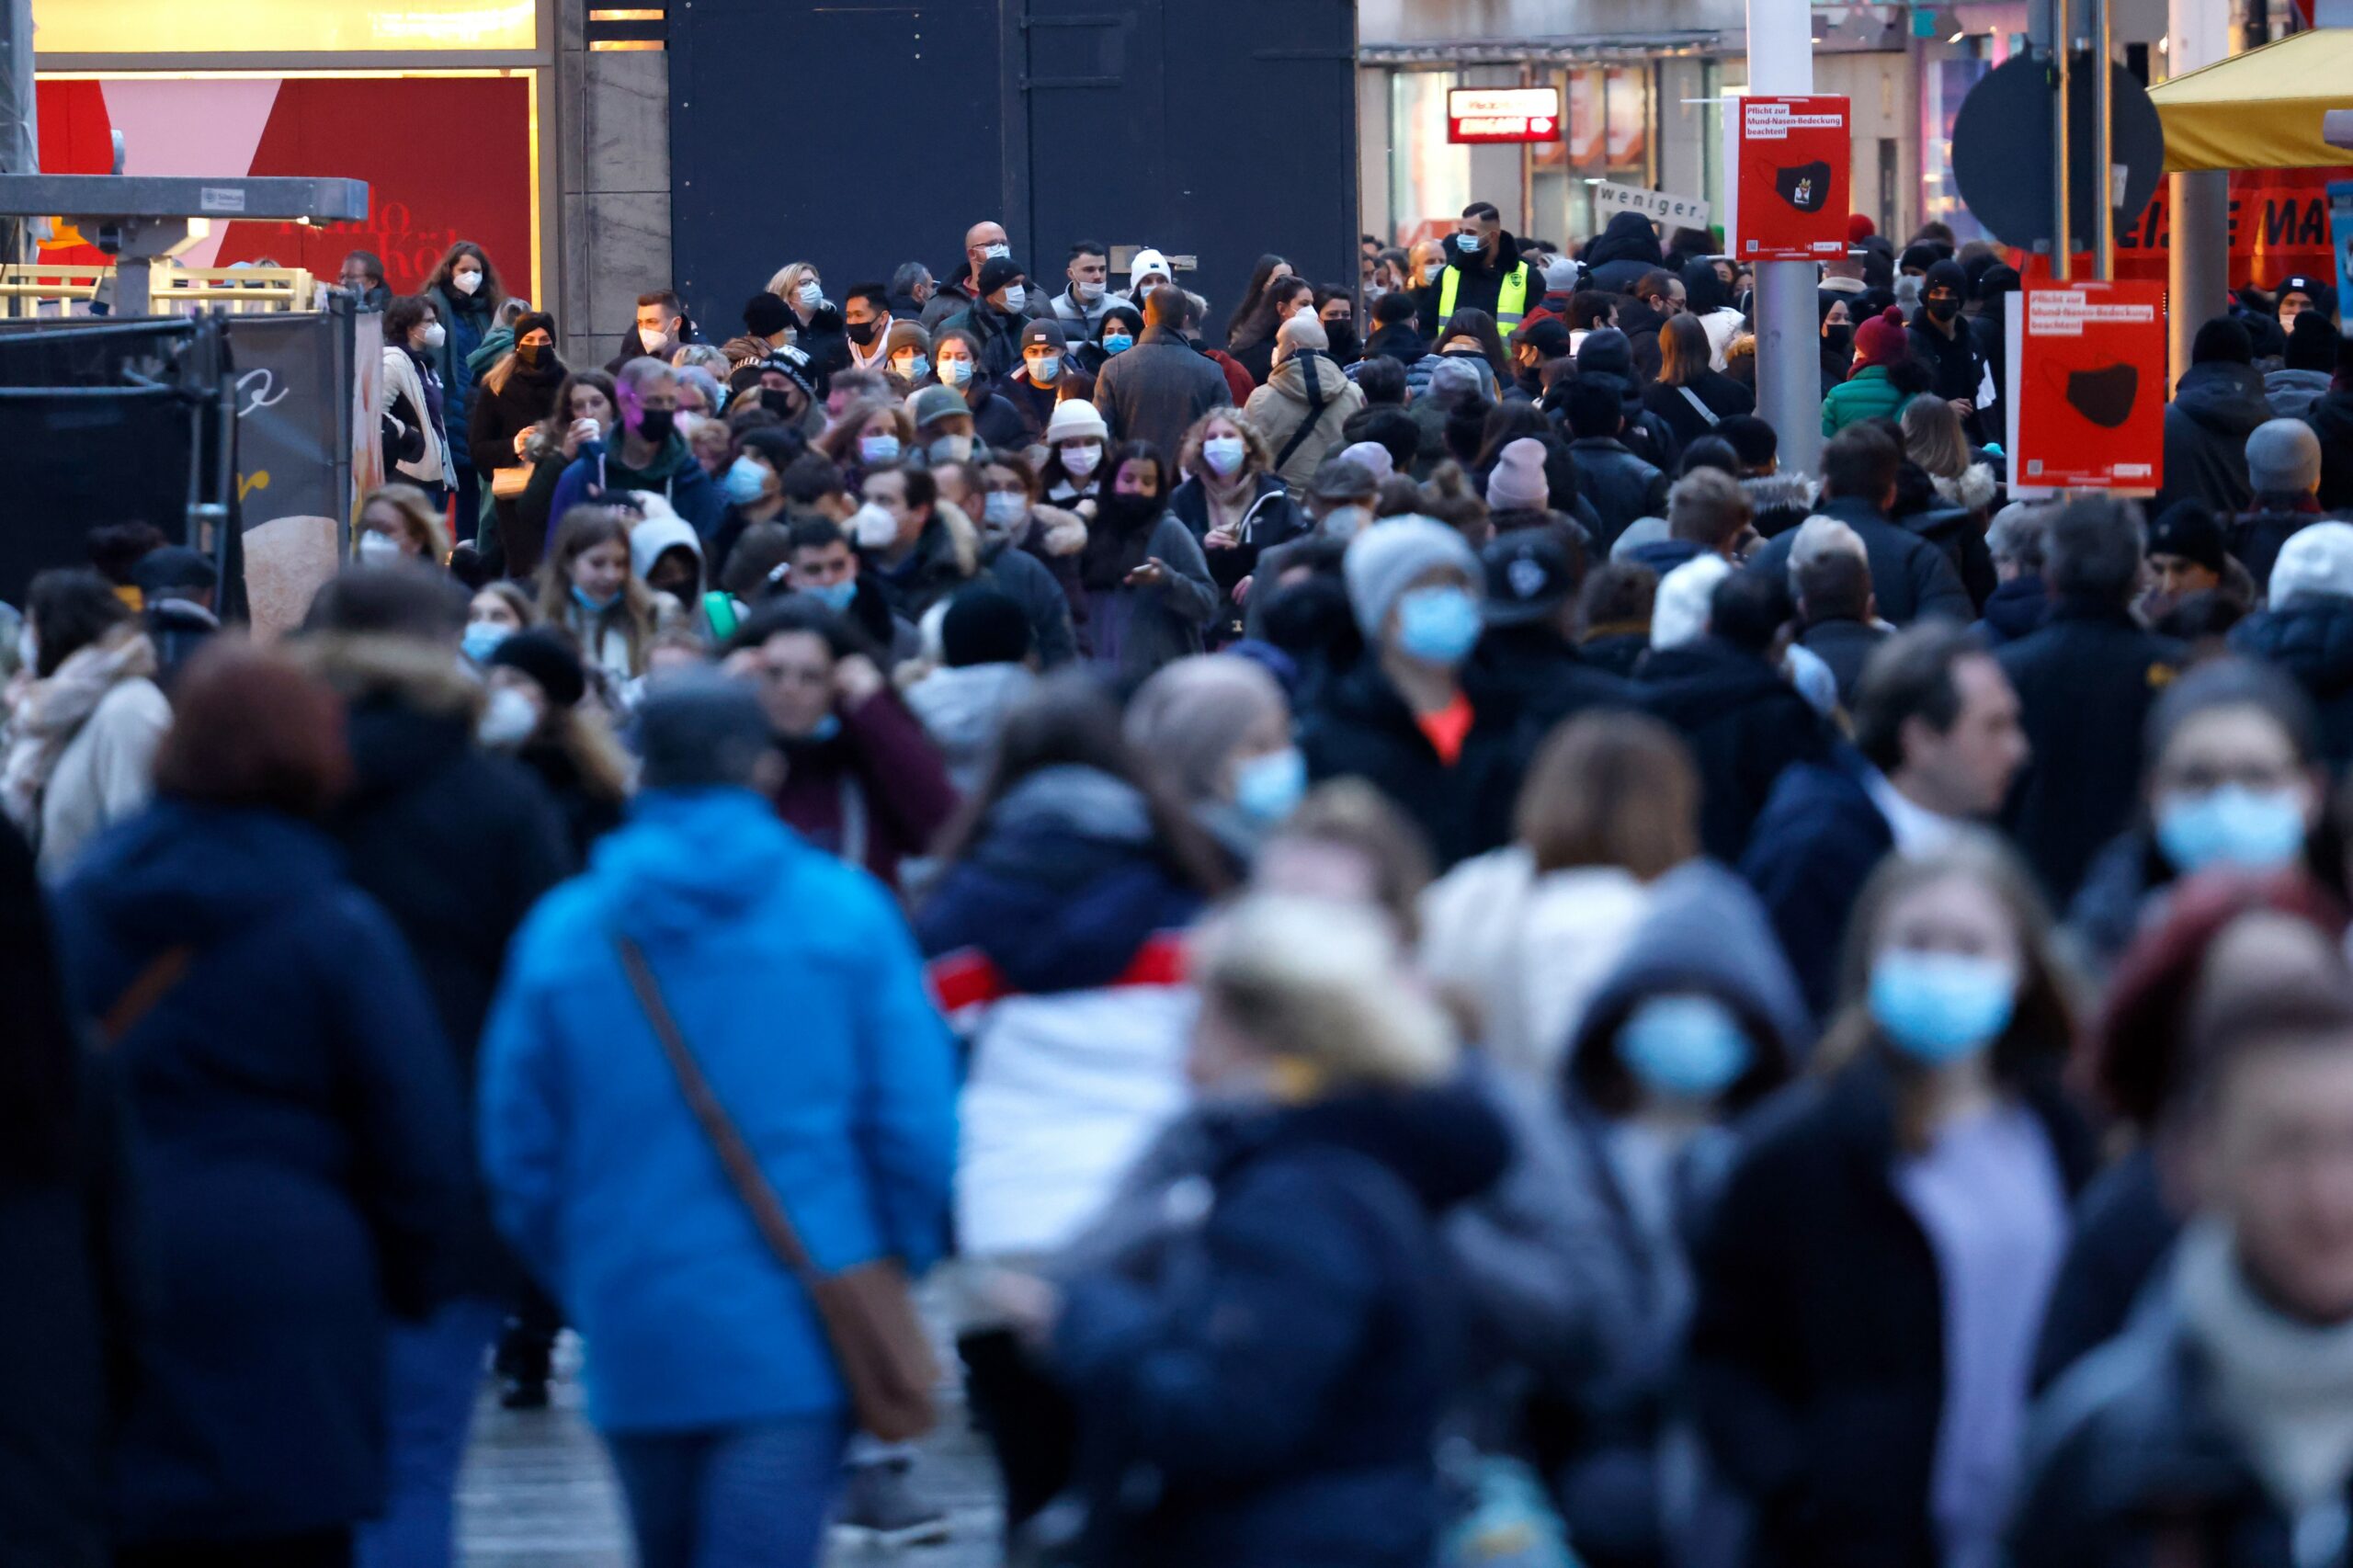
[1731,96,1849,260]
[2006,279,2167,494]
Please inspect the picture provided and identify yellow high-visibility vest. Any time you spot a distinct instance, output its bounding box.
[1438,259,1532,331]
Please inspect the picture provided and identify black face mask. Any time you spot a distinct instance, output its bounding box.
[845,318,881,347]
[759,388,801,419]
[1325,323,1358,358]
[1822,324,1853,358]
[2062,362,2140,428]
[1924,297,1961,324]
[515,343,545,368]
[1775,161,1833,212]
[633,408,676,444]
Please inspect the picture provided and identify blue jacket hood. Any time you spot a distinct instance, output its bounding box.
[592,788,802,938]
[63,800,347,949]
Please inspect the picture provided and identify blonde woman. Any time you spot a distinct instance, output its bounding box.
[356,483,452,565]
[535,506,676,694]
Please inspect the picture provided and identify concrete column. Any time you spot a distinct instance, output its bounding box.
[2165,0,2229,387]
[1745,0,1824,476]
[557,0,671,372]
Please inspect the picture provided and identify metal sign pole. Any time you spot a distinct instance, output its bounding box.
[2093,0,2116,278]
[2052,0,2074,280]
[1745,0,1824,477]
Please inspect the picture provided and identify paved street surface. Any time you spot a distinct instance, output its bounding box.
[457,1333,1005,1568]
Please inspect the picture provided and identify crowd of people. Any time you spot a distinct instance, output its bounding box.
[10,206,2353,1568]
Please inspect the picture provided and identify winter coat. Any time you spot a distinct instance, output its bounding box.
[2010,1256,2333,1568]
[1745,494,1974,627]
[943,301,1028,381]
[1243,353,1368,495]
[865,502,988,628]
[2307,386,2353,512]
[1470,626,1636,744]
[548,432,725,542]
[1168,472,1306,631]
[906,663,1037,791]
[513,735,627,862]
[382,343,451,486]
[1020,502,1090,630]
[1739,746,1898,1023]
[1798,616,1889,707]
[3,638,171,880]
[477,787,958,1433]
[1821,364,1907,436]
[1418,849,1652,1085]
[1998,598,2185,903]
[2161,361,2273,517]
[467,352,566,561]
[2228,595,2353,767]
[1050,1083,1509,1568]
[772,687,958,893]
[1585,212,1668,297]
[0,822,136,1568]
[2029,1145,2176,1394]
[307,636,575,1302]
[918,765,1204,1271]
[1435,231,1535,329]
[1687,1057,2094,1568]
[1906,317,1992,438]
[1566,437,1672,551]
[52,802,467,1543]
[426,284,494,474]
[1093,325,1234,468]
[1974,574,2051,647]
[2229,495,2330,591]
[2266,366,2333,421]
[1298,657,1525,869]
[1643,372,1756,450]
[947,374,1033,452]
[1637,637,1833,863]
[1081,514,1222,680]
[1361,322,1436,394]
[979,533,1081,669]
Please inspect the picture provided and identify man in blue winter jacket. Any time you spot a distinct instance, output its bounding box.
[477,672,957,1568]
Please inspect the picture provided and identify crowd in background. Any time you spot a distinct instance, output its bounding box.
[9,205,2353,1568]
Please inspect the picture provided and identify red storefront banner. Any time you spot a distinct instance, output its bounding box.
[1732,95,1850,261]
[2111,165,2352,301]
[36,74,533,299]
[2007,279,2168,494]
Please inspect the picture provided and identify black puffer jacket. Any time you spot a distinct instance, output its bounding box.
[2160,361,2272,516]
[2228,595,2353,767]
[1298,658,1524,869]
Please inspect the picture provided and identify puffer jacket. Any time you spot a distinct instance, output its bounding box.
[1821,365,1905,436]
[2307,386,2353,511]
[2228,595,2353,767]
[1584,211,1668,296]
[1242,352,1367,495]
[917,765,1206,1272]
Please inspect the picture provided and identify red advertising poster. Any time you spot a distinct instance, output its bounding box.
[36,74,534,299]
[1733,96,1849,260]
[2007,279,2167,494]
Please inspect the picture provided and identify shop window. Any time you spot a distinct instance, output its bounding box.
[1388,70,1471,247]
[32,0,537,54]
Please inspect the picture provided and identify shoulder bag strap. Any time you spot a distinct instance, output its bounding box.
[615,934,822,1290]
[1677,384,1721,427]
[101,945,194,1048]
[1273,352,1333,472]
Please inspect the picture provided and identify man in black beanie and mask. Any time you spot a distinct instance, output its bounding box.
[1908,258,1991,442]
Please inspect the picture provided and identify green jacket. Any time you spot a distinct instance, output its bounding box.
[1822,365,1905,437]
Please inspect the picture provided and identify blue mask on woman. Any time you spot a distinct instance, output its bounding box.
[722,455,768,506]
[461,623,509,665]
[1617,994,1752,1099]
[1101,333,1133,355]
[1869,950,2017,1065]
[571,585,619,615]
[1395,585,1483,665]
[1233,746,1306,824]
[2157,785,2308,875]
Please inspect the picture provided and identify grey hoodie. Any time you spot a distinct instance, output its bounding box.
[905,662,1037,791]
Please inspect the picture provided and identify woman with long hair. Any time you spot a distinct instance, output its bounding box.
[381,295,454,508]
[1899,392,1998,517]
[1231,274,1314,387]
[1437,304,1513,387]
[1074,302,1143,376]
[1643,313,1757,449]
[1689,835,2095,1568]
[815,397,915,490]
[507,368,617,577]
[467,310,566,571]
[421,242,508,539]
[355,483,454,565]
[1168,409,1305,639]
[1076,440,1220,678]
[535,506,674,696]
[1223,253,1292,350]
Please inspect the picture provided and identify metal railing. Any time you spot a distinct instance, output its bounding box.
[0,263,318,318]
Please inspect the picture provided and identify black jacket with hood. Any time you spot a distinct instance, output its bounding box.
[1584,211,1667,296]
[2160,360,2272,517]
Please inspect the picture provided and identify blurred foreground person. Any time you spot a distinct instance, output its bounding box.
[1690,836,2092,1568]
[479,673,957,1568]
[2012,914,2353,1568]
[977,893,1507,1568]
[54,645,467,1568]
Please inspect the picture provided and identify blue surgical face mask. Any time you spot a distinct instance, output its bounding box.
[805,712,844,743]
[1456,232,1483,253]
[1101,333,1133,355]
[1869,949,2018,1065]
[1394,585,1483,665]
[983,492,1029,532]
[938,358,972,387]
[461,623,510,665]
[808,579,858,612]
[859,433,901,465]
[1233,745,1306,824]
[1616,994,1753,1100]
[722,455,768,506]
[2156,784,2309,875]
[571,584,619,615]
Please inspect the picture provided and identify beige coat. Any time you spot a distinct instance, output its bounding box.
[32,676,172,877]
[1242,353,1366,496]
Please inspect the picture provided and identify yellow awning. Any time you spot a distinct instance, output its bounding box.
[2150,28,2353,172]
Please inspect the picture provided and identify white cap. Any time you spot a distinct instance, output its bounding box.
[1652,554,1733,651]
[1044,399,1108,443]
[1131,248,1174,288]
[2271,520,2353,610]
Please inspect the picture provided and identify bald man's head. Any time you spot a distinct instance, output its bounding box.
[964,221,1008,279]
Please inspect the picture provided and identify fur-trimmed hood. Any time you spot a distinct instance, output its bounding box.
[289,631,483,720]
[1031,502,1087,558]
[930,497,982,580]
[1931,461,1999,514]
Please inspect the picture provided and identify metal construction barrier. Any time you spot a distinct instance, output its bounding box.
[0,263,317,318]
